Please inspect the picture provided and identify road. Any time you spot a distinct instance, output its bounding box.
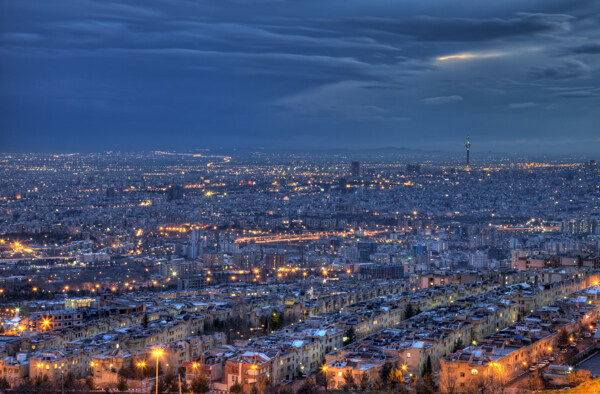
[505,335,597,393]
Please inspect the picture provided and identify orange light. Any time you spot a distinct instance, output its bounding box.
[402,365,407,371]
[152,349,163,358]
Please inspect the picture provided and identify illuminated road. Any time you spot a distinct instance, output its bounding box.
[235,230,386,244]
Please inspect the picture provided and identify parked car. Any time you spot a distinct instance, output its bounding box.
[529,365,538,372]
[570,342,577,347]
[585,332,591,338]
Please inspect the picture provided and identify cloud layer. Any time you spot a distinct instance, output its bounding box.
[0,0,599,154]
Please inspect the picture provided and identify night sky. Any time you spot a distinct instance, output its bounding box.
[1,0,599,154]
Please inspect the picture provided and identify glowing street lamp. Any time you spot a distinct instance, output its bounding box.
[137,361,146,393]
[152,349,163,394]
[42,317,52,331]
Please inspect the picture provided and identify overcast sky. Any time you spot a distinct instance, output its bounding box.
[1,0,599,154]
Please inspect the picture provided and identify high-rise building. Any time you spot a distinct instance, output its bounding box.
[188,228,201,259]
[465,136,471,167]
[167,185,184,201]
[351,161,360,177]
[265,253,286,270]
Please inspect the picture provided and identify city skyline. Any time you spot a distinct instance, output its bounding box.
[1,0,599,154]
[0,2,599,392]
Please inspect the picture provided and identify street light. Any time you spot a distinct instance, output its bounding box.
[137,361,146,393]
[152,349,163,394]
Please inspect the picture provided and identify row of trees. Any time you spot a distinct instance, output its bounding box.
[307,360,436,393]
[3,374,95,394]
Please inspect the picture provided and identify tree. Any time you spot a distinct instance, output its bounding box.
[250,385,259,394]
[342,369,356,392]
[230,382,244,394]
[567,369,591,387]
[438,366,457,394]
[469,374,493,394]
[388,368,405,389]
[297,377,318,394]
[164,373,179,393]
[32,375,56,394]
[268,310,282,331]
[422,356,432,376]
[0,377,10,392]
[142,313,149,329]
[344,327,356,346]
[528,371,544,391]
[117,376,128,391]
[191,373,210,393]
[316,370,331,392]
[11,379,39,394]
[379,362,393,389]
[359,372,371,392]
[452,338,464,353]
[277,384,294,394]
[180,379,190,393]
[415,373,436,394]
[63,372,86,392]
[85,375,95,390]
[558,329,570,347]
[405,304,415,320]
[254,376,271,394]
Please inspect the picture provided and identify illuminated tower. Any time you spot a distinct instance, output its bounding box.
[465,136,471,168]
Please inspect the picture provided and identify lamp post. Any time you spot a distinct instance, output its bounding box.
[137,361,146,393]
[152,349,163,394]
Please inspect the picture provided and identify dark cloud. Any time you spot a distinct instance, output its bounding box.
[507,102,539,109]
[421,95,464,105]
[344,13,573,42]
[0,0,599,154]
[569,42,600,54]
[530,59,591,79]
